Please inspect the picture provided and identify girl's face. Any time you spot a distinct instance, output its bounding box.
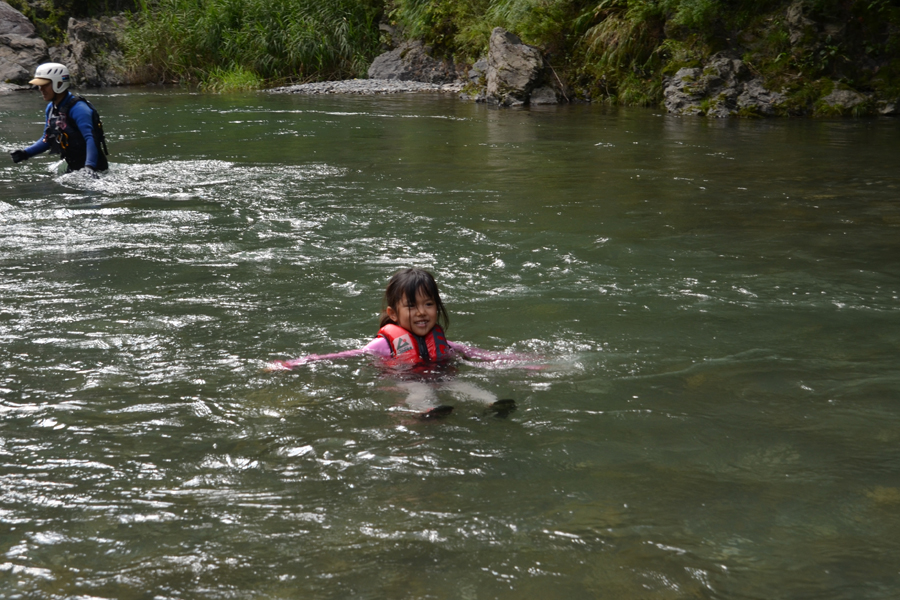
[386,289,437,337]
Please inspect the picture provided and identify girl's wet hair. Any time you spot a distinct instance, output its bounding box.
[379,268,450,330]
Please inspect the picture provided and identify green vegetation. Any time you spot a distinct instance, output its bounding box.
[384,0,900,109]
[8,0,136,44]
[125,0,382,88]
[121,0,900,110]
[201,65,264,93]
[739,0,900,114]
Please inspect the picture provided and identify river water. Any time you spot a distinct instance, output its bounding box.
[1,88,899,599]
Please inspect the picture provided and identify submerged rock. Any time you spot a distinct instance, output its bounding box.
[663,53,786,117]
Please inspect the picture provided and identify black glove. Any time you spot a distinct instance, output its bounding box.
[10,150,28,164]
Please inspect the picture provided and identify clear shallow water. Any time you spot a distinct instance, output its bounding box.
[1,88,899,599]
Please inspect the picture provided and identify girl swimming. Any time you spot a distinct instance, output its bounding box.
[269,268,528,418]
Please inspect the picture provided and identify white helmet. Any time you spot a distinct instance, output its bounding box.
[29,63,70,94]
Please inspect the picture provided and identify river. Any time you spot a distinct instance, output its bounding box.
[1,88,899,599]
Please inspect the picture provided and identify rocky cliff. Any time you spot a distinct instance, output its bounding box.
[1,1,141,92]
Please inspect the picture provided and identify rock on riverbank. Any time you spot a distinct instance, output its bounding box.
[274,27,567,106]
[366,40,459,85]
[0,0,47,85]
[1,0,138,92]
[663,53,787,117]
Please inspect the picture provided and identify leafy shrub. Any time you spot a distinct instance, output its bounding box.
[202,65,264,92]
[126,0,383,86]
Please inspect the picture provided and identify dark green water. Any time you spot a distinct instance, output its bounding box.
[1,88,899,599]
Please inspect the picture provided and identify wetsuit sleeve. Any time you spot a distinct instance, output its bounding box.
[266,337,392,370]
[22,103,53,157]
[23,139,51,157]
[69,101,99,169]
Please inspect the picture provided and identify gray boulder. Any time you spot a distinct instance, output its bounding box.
[458,57,488,101]
[737,79,787,115]
[820,87,866,110]
[663,53,785,117]
[786,0,816,46]
[0,0,35,36]
[486,27,544,106]
[663,67,705,115]
[50,16,132,87]
[467,57,487,85]
[367,40,457,84]
[0,1,48,84]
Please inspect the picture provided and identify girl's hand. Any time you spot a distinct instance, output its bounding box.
[263,357,308,372]
[262,361,289,372]
[263,350,363,372]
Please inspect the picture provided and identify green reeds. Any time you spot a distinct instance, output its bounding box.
[126,0,383,89]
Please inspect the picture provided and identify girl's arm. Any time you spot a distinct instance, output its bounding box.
[448,341,538,364]
[267,336,391,370]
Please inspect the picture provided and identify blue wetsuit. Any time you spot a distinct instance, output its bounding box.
[23,92,107,172]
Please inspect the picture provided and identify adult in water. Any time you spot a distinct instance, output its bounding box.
[9,63,108,174]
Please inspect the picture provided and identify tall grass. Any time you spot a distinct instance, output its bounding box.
[126,0,383,88]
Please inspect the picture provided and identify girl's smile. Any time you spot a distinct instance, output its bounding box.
[387,291,438,337]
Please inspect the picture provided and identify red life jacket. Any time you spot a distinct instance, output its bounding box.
[377,324,453,363]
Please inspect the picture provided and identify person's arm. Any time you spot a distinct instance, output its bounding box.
[267,337,392,371]
[21,139,51,157]
[69,102,99,169]
[13,105,53,161]
[448,341,534,362]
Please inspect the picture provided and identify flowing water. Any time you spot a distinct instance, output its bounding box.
[1,88,899,599]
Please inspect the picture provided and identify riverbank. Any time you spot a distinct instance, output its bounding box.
[2,0,898,116]
[0,83,24,94]
[269,79,464,95]
[0,79,463,97]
